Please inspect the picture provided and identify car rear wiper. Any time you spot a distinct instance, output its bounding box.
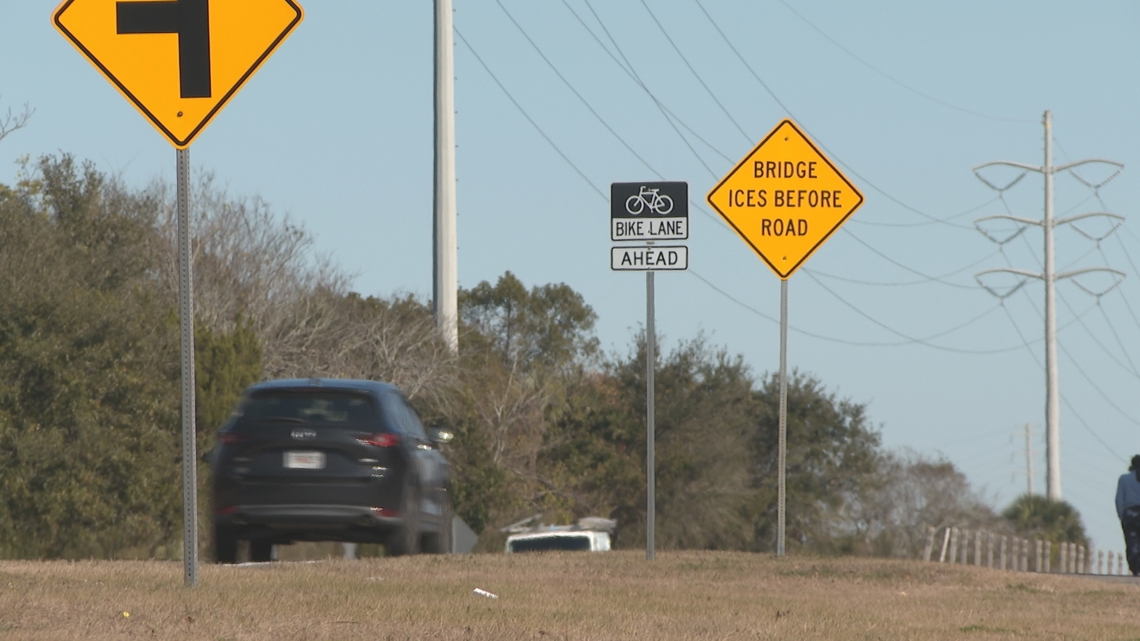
[253,416,306,423]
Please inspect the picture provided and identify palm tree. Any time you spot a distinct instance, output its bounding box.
[1003,494,1089,547]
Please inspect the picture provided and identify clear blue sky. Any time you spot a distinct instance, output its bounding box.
[3,0,1139,553]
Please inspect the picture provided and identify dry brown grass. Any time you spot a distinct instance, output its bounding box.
[0,551,1137,640]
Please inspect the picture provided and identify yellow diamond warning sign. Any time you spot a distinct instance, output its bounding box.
[53,0,303,149]
[706,119,863,280]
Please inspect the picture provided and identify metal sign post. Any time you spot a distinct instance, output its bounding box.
[706,119,863,556]
[176,148,198,586]
[646,271,655,561]
[777,280,787,556]
[610,181,688,561]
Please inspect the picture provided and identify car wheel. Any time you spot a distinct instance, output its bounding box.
[422,499,452,554]
[250,540,273,563]
[214,526,238,564]
[386,483,421,556]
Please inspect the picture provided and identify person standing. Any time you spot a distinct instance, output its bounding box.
[1115,455,1140,576]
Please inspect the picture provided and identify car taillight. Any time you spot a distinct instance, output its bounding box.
[371,507,398,518]
[360,433,399,448]
[219,433,247,444]
[218,506,237,515]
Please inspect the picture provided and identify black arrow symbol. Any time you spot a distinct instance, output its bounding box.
[117,0,211,99]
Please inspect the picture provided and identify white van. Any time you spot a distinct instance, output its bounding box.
[502,516,615,554]
[505,529,611,554]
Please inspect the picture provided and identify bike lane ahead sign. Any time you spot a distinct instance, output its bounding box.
[611,182,688,241]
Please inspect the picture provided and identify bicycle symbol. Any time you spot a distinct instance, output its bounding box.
[625,186,674,215]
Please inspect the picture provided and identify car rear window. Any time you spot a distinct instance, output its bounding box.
[508,535,592,553]
[237,391,377,425]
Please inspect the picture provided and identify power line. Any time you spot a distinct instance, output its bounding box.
[1055,286,1140,381]
[998,295,1123,462]
[492,0,663,181]
[849,195,999,230]
[687,269,1002,349]
[840,228,980,289]
[1107,235,1140,334]
[806,246,1002,288]
[802,269,1025,354]
[578,0,720,178]
[494,0,739,240]
[455,27,606,201]
[1057,335,1140,433]
[636,0,752,142]
[772,0,1036,125]
[692,0,795,121]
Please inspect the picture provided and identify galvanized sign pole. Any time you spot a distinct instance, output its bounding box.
[646,270,656,561]
[177,148,198,587]
[777,281,787,557]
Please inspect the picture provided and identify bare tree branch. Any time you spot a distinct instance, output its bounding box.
[151,173,458,403]
[0,99,34,146]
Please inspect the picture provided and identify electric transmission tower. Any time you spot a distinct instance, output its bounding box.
[973,110,1126,501]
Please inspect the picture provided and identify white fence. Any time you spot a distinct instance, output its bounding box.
[921,526,1126,575]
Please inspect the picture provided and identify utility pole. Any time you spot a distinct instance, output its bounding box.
[434,0,459,352]
[1025,424,1034,496]
[973,110,1125,501]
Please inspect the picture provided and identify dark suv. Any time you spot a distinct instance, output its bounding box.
[210,379,452,563]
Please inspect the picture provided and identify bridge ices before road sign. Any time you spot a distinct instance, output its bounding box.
[611,182,689,241]
[53,0,304,148]
[611,245,688,271]
[706,119,863,279]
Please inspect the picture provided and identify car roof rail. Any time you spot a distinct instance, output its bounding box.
[500,513,616,534]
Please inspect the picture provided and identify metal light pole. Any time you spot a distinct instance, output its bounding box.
[973,110,1125,501]
[434,0,459,351]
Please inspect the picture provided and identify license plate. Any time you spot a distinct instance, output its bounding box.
[284,451,326,470]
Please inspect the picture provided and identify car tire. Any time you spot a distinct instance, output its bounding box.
[214,526,238,564]
[386,483,421,556]
[250,540,273,563]
[422,499,452,554]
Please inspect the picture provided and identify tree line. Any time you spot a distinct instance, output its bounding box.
[0,154,1089,559]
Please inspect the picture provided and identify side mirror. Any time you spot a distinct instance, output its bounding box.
[429,428,454,446]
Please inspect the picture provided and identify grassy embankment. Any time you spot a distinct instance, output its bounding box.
[0,551,1137,640]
